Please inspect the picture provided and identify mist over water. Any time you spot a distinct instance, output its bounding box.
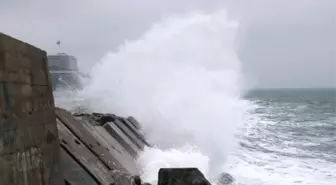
[79,10,248,181]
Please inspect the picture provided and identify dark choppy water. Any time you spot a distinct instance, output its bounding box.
[229,88,336,185]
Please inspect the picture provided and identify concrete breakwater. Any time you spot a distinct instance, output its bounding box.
[0,32,217,185]
[56,107,148,185]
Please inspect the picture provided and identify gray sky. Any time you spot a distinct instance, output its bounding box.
[1,0,335,88]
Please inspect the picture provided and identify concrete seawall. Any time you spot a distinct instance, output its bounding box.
[0,33,62,185]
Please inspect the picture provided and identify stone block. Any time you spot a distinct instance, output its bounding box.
[103,122,140,157]
[90,126,138,174]
[57,119,114,184]
[114,119,144,149]
[127,116,141,129]
[55,108,122,171]
[119,118,151,147]
[60,149,98,185]
[158,168,212,185]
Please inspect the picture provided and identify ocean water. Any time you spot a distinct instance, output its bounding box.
[227,88,336,185]
[55,88,336,185]
[54,10,336,185]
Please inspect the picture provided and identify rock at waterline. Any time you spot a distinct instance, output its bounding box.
[217,172,235,185]
[158,168,212,185]
[133,175,142,185]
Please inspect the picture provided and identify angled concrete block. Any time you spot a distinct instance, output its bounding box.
[89,126,139,174]
[60,149,98,185]
[119,118,151,147]
[57,119,114,185]
[55,108,122,171]
[127,116,141,129]
[103,122,140,158]
[114,119,144,149]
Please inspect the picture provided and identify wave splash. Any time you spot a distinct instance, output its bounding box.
[79,10,247,182]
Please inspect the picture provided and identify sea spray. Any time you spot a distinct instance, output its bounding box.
[79,10,247,180]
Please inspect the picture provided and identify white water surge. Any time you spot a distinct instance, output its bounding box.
[78,10,248,184]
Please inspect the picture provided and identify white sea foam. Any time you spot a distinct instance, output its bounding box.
[78,10,247,181]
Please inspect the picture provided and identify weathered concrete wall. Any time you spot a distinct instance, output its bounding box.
[0,33,62,185]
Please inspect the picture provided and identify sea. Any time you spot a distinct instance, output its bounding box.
[54,10,336,185]
[228,88,336,185]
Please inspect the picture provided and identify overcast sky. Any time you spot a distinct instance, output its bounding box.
[1,0,335,88]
